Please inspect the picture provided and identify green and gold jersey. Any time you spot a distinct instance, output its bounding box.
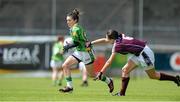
[51,42,64,61]
[70,23,89,51]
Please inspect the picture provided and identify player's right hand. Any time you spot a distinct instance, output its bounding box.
[93,72,103,81]
[63,46,69,53]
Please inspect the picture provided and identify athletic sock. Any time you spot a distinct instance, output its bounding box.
[159,73,177,82]
[120,77,130,96]
[52,80,57,86]
[57,79,62,86]
[101,75,110,84]
[65,76,73,88]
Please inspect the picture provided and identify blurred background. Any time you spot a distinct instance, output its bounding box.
[0,0,180,78]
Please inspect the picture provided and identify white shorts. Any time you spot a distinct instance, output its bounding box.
[128,45,155,69]
[50,60,63,69]
[72,50,95,65]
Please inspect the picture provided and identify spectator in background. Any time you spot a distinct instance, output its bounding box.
[50,36,64,86]
[78,62,88,87]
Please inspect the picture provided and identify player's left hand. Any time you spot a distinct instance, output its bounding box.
[93,72,103,81]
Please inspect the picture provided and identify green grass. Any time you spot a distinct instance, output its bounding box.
[0,77,180,101]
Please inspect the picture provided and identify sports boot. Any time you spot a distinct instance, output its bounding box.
[59,86,73,93]
[175,75,180,86]
[108,78,114,93]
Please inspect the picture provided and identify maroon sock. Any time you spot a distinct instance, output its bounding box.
[120,77,130,96]
[159,73,176,82]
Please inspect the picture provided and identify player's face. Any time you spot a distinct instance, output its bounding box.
[66,16,77,28]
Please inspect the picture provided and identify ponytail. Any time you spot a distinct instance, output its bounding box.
[67,8,80,22]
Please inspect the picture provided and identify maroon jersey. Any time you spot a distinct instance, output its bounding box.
[112,34,146,56]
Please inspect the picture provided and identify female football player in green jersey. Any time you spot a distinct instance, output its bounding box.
[59,9,95,92]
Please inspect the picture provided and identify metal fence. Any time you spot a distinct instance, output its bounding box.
[0,0,180,46]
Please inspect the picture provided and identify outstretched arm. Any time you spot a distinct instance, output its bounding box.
[100,52,116,73]
[94,52,116,80]
[91,38,110,45]
[85,38,110,48]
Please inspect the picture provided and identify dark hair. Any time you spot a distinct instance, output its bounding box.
[67,9,80,22]
[106,29,119,39]
[57,35,64,41]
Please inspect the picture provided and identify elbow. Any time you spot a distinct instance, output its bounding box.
[105,39,109,42]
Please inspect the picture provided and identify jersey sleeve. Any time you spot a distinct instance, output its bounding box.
[71,27,80,42]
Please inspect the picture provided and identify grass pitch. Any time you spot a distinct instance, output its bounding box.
[0,77,180,101]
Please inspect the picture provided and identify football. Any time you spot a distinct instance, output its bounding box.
[64,37,73,46]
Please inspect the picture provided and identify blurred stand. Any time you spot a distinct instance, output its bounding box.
[0,0,180,78]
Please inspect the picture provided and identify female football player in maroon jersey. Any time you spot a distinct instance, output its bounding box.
[91,29,180,96]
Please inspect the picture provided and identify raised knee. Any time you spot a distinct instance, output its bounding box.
[62,64,68,69]
[122,68,128,74]
[122,68,129,77]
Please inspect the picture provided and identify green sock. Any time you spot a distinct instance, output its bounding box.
[101,75,110,84]
[66,76,73,88]
[66,77,72,81]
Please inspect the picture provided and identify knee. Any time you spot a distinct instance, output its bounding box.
[122,68,129,77]
[62,64,68,70]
